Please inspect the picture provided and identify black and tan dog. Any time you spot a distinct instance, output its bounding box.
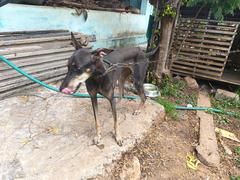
[60,33,156,146]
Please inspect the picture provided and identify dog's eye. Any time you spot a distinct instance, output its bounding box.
[85,68,91,73]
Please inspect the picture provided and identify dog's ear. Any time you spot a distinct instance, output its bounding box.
[91,48,114,57]
[71,32,82,50]
[91,48,107,58]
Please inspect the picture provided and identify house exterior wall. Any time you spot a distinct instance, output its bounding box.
[0,2,153,48]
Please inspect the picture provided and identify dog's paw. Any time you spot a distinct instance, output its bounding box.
[93,135,102,145]
[115,135,123,146]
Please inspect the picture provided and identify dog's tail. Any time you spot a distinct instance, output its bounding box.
[145,47,159,57]
[71,32,82,50]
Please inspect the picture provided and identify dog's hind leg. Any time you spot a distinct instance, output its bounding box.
[90,94,102,145]
[117,68,131,102]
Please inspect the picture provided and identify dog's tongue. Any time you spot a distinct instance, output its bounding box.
[61,88,74,94]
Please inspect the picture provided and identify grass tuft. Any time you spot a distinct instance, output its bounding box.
[155,98,178,119]
[160,75,197,106]
[211,97,240,121]
[235,147,240,155]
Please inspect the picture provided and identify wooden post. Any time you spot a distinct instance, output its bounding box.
[154,0,181,80]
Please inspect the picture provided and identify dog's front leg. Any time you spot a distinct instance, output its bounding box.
[90,95,102,145]
[109,97,123,146]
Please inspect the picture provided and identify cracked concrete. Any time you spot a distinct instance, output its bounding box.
[0,85,164,180]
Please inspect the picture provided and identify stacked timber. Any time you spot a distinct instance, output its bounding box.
[0,30,96,100]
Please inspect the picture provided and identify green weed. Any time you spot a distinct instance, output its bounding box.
[155,98,178,119]
[237,89,240,97]
[230,176,240,180]
[160,76,197,106]
[235,147,240,155]
[161,76,186,97]
[212,98,240,110]
[234,157,240,168]
[211,97,240,120]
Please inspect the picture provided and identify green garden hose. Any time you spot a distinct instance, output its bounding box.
[0,55,238,117]
[0,55,137,99]
[175,106,237,117]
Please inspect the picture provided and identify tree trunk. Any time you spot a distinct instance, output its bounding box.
[155,0,181,80]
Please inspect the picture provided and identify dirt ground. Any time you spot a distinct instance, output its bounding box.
[107,111,239,179]
[106,83,240,179]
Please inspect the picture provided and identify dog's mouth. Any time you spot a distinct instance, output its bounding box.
[61,87,75,94]
[60,72,91,94]
[61,83,82,94]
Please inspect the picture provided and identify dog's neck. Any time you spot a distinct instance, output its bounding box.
[92,59,110,78]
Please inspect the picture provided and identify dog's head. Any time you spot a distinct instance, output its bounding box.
[59,33,108,94]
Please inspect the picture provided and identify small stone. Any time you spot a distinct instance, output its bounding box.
[215,89,239,101]
[119,156,141,180]
[184,76,199,89]
[173,75,182,83]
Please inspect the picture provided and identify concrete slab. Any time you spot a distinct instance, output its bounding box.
[196,92,220,168]
[0,85,164,180]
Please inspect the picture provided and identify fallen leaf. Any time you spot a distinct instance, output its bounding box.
[186,154,200,170]
[215,127,240,143]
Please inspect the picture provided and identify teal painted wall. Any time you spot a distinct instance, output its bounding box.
[0,3,153,48]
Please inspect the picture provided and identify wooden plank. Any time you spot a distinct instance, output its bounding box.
[176,52,226,63]
[180,18,240,25]
[0,68,66,92]
[1,35,96,45]
[175,37,231,46]
[0,61,67,80]
[171,69,240,86]
[174,56,224,67]
[0,34,87,46]
[1,42,74,54]
[177,23,237,31]
[177,23,235,31]
[0,30,96,99]
[221,71,240,85]
[0,53,72,71]
[177,27,236,35]
[171,69,221,83]
[0,45,43,55]
[0,32,71,41]
[175,31,233,40]
[178,47,227,57]
[174,41,229,51]
[171,64,222,77]
[4,47,74,59]
[172,60,223,72]
[0,76,65,100]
